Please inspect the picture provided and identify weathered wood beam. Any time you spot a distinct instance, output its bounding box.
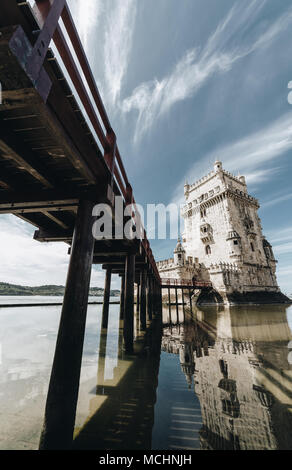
[0,127,54,188]
[0,89,43,110]
[34,228,73,243]
[15,213,40,228]
[94,256,146,265]
[101,268,111,329]
[42,211,69,230]
[93,238,141,254]
[140,270,147,331]
[146,276,152,322]
[123,253,135,354]
[0,189,80,206]
[119,274,125,320]
[0,185,109,211]
[1,205,77,215]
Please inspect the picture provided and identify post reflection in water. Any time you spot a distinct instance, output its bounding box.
[73,311,162,450]
[157,303,292,450]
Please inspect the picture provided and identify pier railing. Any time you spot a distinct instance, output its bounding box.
[161,278,212,288]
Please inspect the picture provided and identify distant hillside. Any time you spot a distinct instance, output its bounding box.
[0,282,120,297]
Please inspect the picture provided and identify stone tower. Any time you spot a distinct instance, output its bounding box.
[178,161,289,304]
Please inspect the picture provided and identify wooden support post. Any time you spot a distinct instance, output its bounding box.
[153,281,158,315]
[39,200,95,450]
[189,289,192,315]
[152,279,155,316]
[119,274,125,320]
[96,326,108,393]
[182,288,185,319]
[123,253,135,354]
[140,270,147,331]
[175,287,179,323]
[159,285,163,316]
[146,275,152,321]
[101,267,112,329]
[150,277,154,317]
[136,280,140,314]
[168,287,171,323]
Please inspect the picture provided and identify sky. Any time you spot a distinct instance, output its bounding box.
[1,0,292,293]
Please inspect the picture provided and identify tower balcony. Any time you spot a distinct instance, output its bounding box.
[200,223,213,243]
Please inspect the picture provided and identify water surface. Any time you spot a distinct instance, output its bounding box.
[0,297,291,450]
[152,303,292,450]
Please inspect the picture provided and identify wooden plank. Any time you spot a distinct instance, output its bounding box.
[42,211,69,230]
[0,186,107,208]
[140,270,147,331]
[34,228,73,242]
[2,205,77,215]
[123,253,135,354]
[101,268,112,329]
[0,0,38,40]
[0,89,44,110]
[0,136,54,188]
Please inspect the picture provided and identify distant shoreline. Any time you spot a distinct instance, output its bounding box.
[0,301,120,308]
[0,282,120,298]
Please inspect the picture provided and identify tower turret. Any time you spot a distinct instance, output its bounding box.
[214,160,223,172]
[174,237,186,266]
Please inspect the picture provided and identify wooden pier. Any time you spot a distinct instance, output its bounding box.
[0,0,162,449]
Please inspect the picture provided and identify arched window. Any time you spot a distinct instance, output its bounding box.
[250,242,255,252]
[206,245,211,255]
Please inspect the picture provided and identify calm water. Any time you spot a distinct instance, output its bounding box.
[0,296,291,450]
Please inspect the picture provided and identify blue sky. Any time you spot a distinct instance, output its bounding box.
[0,0,291,293]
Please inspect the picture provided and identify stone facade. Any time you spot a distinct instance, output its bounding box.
[158,161,290,304]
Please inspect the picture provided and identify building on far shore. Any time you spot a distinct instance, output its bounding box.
[157,161,291,305]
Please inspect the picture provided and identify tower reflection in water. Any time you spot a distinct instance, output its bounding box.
[161,304,292,450]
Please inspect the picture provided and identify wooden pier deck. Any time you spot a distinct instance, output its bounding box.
[0,0,162,449]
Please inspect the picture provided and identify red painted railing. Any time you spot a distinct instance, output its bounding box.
[161,278,212,288]
[30,0,160,281]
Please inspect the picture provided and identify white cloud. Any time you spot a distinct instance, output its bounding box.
[261,192,292,209]
[0,215,120,289]
[244,168,281,186]
[122,1,292,143]
[268,225,292,245]
[0,216,69,286]
[65,0,102,53]
[273,242,292,256]
[277,266,292,278]
[104,0,137,106]
[170,112,292,205]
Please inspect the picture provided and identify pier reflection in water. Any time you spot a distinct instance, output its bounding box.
[0,299,162,450]
[73,313,162,450]
[1,298,292,450]
[154,303,292,450]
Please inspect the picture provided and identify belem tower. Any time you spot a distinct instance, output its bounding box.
[157,161,290,305]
